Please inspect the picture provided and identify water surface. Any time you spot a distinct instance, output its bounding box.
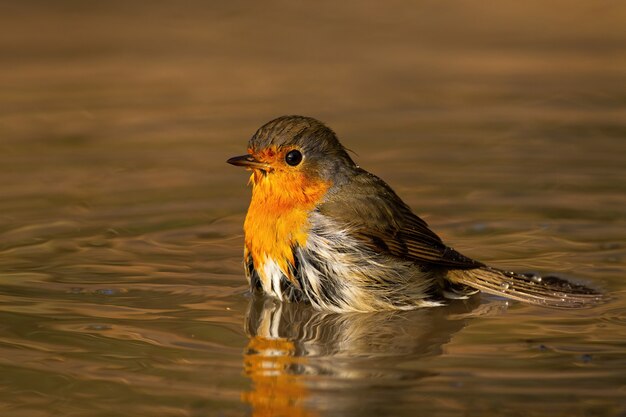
[0,2,625,416]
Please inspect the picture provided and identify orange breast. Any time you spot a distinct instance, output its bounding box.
[244,169,330,285]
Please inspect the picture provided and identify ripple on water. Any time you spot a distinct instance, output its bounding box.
[599,301,626,328]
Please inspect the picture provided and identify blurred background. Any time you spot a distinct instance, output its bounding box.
[0,1,625,416]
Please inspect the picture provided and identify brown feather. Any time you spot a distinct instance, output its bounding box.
[448,267,604,308]
[320,168,482,269]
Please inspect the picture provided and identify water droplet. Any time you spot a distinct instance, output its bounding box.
[501,282,510,290]
[531,275,542,283]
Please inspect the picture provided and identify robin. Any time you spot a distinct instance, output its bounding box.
[228,115,602,312]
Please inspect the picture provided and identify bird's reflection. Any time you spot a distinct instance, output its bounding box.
[241,296,481,417]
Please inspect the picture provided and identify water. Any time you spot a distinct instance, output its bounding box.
[1,1,625,416]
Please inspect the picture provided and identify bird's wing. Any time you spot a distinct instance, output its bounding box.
[319,170,483,270]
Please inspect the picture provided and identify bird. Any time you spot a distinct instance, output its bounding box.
[227,115,602,313]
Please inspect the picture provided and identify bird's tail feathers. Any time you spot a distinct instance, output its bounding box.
[448,266,604,309]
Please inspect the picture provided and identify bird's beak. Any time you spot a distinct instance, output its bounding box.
[226,154,271,170]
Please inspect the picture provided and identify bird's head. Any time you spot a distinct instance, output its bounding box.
[227,115,355,191]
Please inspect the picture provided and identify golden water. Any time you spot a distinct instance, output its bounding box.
[1,2,625,416]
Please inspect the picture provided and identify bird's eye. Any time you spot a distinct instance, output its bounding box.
[285,149,303,166]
